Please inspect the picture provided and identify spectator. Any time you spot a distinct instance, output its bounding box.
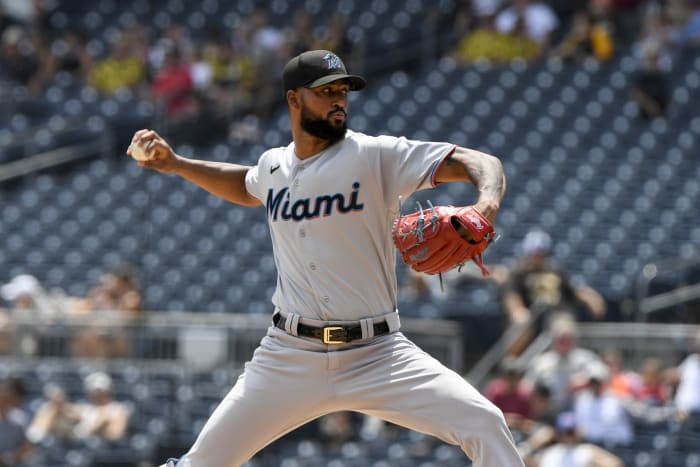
[45,28,92,78]
[452,13,541,65]
[601,348,639,398]
[151,41,198,136]
[495,0,560,49]
[631,357,670,404]
[630,40,669,120]
[501,230,606,354]
[26,383,80,444]
[69,265,142,358]
[524,317,606,413]
[285,9,315,58]
[509,383,558,460]
[72,372,130,443]
[485,358,532,420]
[0,273,67,319]
[534,411,624,467]
[668,328,700,413]
[0,25,45,91]
[88,33,146,95]
[0,379,32,466]
[314,14,354,63]
[666,2,700,47]
[5,377,31,422]
[28,372,131,445]
[573,365,634,447]
[589,0,641,44]
[553,9,614,62]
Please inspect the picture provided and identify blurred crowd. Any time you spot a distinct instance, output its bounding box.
[2,0,699,152]
[0,263,142,359]
[0,0,356,146]
[480,321,700,466]
[0,371,131,466]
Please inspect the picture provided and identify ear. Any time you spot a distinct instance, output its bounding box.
[287,90,299,108]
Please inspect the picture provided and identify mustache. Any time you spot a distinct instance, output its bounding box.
[327,107,346,118]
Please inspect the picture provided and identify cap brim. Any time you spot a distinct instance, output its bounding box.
[306,74,366,91]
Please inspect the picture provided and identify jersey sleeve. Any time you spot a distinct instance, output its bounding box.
[244,164,263,202]
[375,134,455,203]
[245,148,281,202]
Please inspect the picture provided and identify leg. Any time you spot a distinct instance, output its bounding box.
[176,331,333,467]
[335,333,525,467]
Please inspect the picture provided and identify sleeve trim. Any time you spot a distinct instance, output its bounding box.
[430,144,457,188]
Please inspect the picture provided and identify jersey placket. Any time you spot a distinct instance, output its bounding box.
[290,162,332,317]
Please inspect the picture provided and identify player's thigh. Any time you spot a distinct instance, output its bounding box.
[340,335,503,442]
[181,334,332,466]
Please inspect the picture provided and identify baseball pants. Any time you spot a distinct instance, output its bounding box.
[175,326,525,467]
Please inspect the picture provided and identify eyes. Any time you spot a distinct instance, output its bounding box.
[317,86,349,98]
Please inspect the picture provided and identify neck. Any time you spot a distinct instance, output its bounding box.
[291,124,338,159]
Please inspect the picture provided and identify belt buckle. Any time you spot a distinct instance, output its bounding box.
[323,326,347,344]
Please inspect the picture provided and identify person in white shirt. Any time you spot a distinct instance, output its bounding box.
[537,411,624,467]
[573,366,633,447]
[670,329,700,412]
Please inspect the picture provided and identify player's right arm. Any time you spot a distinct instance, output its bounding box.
[128,129,261,207]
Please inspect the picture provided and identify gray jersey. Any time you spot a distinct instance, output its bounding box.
[245,130,455,322]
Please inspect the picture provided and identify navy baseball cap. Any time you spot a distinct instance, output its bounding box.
[283,50,366,92]
[555,411,577,433]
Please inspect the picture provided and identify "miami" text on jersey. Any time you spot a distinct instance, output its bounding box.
[266,182,364,222]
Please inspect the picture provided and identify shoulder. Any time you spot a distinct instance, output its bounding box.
[346,130,405,148]
[257,145,288,165]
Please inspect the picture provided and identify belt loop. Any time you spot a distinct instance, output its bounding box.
[359,318,374,339]
[384,312,401,333]
[285,313,301,336]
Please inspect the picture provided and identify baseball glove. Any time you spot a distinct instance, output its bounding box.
[392,201,496,276]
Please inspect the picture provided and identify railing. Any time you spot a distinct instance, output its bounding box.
[467,321,700,390]
[0,309,465,373]
[635,255,700,321]
[0,117,113,182]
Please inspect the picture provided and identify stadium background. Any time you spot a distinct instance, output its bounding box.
[0,0,699,466]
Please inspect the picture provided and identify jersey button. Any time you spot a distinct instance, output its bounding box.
[299,228,306,238]
[322,296,330,303]
[309,263,316,271]
[293,179,300,187]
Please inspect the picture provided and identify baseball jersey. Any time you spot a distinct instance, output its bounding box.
[245,130,455,322]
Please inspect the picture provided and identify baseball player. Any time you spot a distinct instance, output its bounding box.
[130,50,524,467]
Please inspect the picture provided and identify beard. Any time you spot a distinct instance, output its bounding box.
[300,105,347,144]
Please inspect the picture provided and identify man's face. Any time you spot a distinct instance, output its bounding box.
[298,80,350,143]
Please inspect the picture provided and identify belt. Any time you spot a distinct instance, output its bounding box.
[272,313,391,344]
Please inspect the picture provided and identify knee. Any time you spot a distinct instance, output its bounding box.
[479,400,510,434]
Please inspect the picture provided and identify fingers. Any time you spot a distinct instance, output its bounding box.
[126,128,162,155]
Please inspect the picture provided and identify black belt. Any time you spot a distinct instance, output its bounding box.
[272,313,391,344]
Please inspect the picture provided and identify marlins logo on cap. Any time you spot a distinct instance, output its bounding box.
[323,52,342,70]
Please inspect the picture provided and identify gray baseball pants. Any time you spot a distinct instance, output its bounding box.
[176,326,525,467]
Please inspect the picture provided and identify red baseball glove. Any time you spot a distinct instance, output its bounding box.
[392,202,496,276]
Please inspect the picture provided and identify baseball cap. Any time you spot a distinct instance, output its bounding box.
[522,230,553,256]
[84,371,113,394]
[282,50,366,92]
[555,411,577,433]
[1,274,41,301]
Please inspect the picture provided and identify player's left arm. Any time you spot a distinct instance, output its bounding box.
[433,146,506,223]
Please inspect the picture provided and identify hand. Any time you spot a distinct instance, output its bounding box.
[127,129,180,173]
[473,200,499,224]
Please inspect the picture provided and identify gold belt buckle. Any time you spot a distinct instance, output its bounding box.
[323,326,346,344]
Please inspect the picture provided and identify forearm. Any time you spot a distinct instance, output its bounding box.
[434,147,506,221]
[172,156,261,207]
